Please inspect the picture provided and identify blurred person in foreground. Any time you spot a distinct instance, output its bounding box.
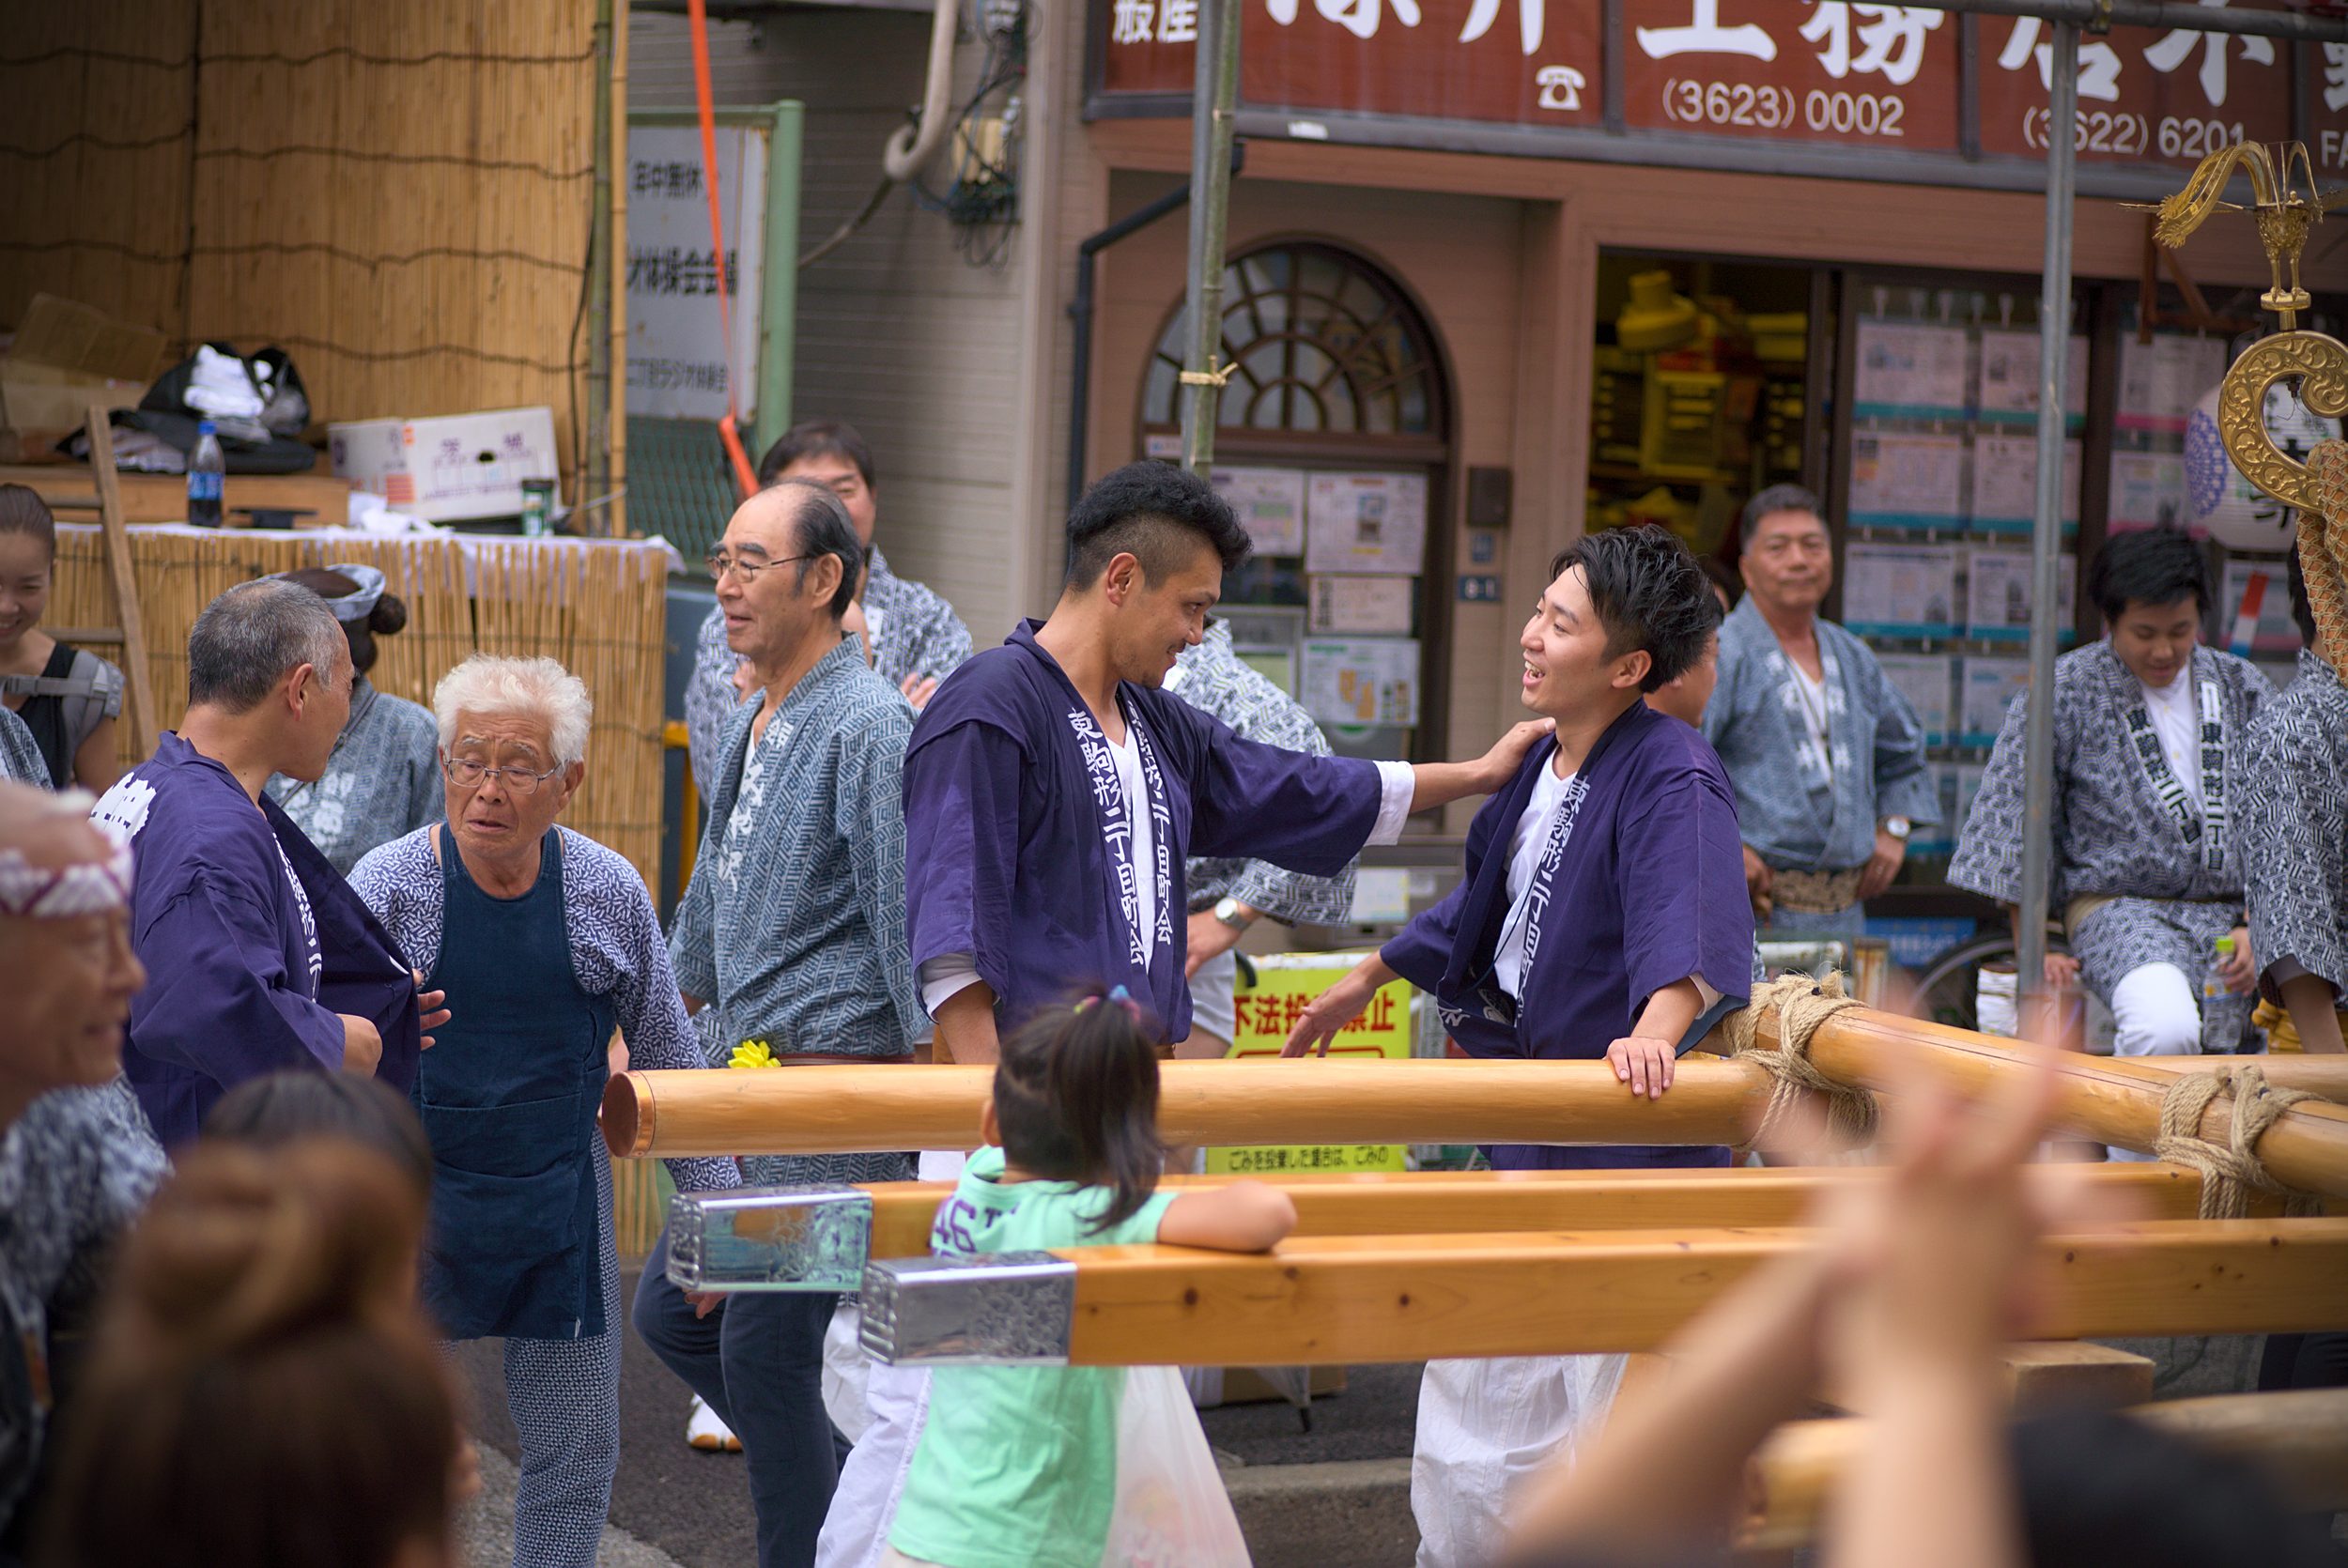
[0,781,164,1563]
[37,1140,461,1568]
[1500,1050,2338,1568]
[352,654,738,1568]
[89,578,435,1145]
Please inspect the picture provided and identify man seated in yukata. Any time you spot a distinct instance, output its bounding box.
[1702,485,1938,951]
[350,654,738,1568]
[89,579,435,1146]
[1951,528,2274,1077]
[635,481,931,1568]
[2241,549,2347,1057]
[684,419,972,794]
[1283,524,1754,1568]
[903,460,1552,1065]
[0,782,167,1560]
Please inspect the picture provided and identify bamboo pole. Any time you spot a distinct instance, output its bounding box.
[602,1058,1777,1160]
[2119,1054,2348,1101]
[852,1162,2227,1260]
[1729,1005,2348,1198]
[865,1218,2348,1366]
[1744,1390,2348,1548]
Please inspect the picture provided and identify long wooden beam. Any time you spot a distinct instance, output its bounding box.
[603,1058,1774,1159]
[1745,1390,2348,1548]
[1731,1005,2348,1198]
[857,1219,2348,1365]
[2124,1053,2348,1101]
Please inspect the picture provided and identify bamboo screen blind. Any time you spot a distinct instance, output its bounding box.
[52,528,669,892]
[1,3,601,502]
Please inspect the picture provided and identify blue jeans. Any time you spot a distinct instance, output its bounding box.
[632,1224,843,1568]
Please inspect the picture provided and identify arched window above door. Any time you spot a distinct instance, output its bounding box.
[1142,241,1447,438]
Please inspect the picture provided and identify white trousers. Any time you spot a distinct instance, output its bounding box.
[2108,961,2202,1162]
[1411,1354,1626,1568]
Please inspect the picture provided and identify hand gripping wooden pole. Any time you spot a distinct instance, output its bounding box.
[1722,1001,2348,1199]
[602,1057,1776,1161]
[857,1218,2348,1366]
[666,1164,2239,1293]
[1744,1389,2348,1549]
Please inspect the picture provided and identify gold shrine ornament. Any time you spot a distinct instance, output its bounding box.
[2148,140,2348,513]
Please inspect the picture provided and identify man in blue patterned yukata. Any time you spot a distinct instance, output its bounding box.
[635,479,926,1568]
[1163,618,1357,1057]
[1701,485,1938,950]
[904,461,1550,1066]
[1952,528,2274,1076]
[683,419,971,791]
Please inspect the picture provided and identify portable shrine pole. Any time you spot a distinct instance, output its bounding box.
[858,1218,2348,1367]
[1744,1390,2348,1548]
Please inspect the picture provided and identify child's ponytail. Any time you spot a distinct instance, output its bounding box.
[995,988,1166,1231]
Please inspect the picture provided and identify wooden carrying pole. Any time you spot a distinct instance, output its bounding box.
[1723,1004,2348,1198]
[603,1058,1775,1160]
[1744,1390,2348,1549]
[850,1163,2228,1262]
[873,1218,2348,1366]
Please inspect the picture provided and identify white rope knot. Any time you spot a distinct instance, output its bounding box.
[2152,1064,2322,1220]
[1724,972,1876,1151]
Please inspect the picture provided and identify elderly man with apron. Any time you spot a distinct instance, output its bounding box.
[353,653,736,1568]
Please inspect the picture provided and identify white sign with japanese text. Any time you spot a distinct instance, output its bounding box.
[625,123,768,423]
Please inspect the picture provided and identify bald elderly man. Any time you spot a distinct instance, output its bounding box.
[0,782,167,1555]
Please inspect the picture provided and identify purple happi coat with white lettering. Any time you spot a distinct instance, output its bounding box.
[1382,701,1753,1170]
[904,621,1383,1042]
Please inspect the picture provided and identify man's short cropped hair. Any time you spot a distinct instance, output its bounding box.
[2088,527,2210,622]
[187,578,346,714]
[1064,462,1253,589]
[1548,525,1716,692]
[756,418,876,490]
[1738,484,1825,542]
[774,478,863,622]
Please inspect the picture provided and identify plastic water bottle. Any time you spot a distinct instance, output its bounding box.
[186,419,225,528]
[2203,935,2235,1002]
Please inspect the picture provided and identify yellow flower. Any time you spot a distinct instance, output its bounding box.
[730,1038,780,1069]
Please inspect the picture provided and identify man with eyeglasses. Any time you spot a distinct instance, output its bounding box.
[635,479,929,1568]
[87,578,439,1145]
[1701,485,1938,951]
[682,420,972,795]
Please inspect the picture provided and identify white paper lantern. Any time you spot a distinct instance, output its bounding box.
[2182,382,2339,550]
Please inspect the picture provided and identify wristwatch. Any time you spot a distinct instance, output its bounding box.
[1213,897,1256,930]
[1881,816,1913,842]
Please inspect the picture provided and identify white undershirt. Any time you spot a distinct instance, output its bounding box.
[1107,732,1159,968]
[2139,671,2202,809]
[1492,760,1579,1001]
[1791,665,1832,778]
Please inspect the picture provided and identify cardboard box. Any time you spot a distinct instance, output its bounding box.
[328,406,559,522]
[0,295,167,461]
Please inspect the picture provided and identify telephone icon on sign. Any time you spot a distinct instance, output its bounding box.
[1536,65,1585,112]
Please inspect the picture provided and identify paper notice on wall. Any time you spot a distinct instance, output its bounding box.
[1306,471,1428,576]
[1966,546,2076,642]
[1847,432,1965,528]
[1876,653,1954,746]
[2117,333,2227,434]
[1853,321,1970,417]
[1969,434,2081,531]
[1958,656,2030,746]
[1974,330,2089,423]
[2109,450,2189,531]
[1308,574,1415,635]
[1212,466,1307,556]
[1301,637,1420,728]
[1842,542,1961,638]
[625,122,768,422]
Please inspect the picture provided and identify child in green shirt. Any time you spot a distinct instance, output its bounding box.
[884,989,1296,1568]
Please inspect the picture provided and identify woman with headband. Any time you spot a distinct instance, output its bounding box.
[265,565,442,877]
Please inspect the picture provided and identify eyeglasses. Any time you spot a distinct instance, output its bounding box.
[442,756,564,795]
[705,551,820,585]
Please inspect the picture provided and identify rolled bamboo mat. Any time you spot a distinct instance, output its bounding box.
[51,526,669,892]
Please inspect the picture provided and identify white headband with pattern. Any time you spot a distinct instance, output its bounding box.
[0,838,133,918]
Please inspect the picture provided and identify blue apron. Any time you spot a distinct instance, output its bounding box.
[415,828,612,1341]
